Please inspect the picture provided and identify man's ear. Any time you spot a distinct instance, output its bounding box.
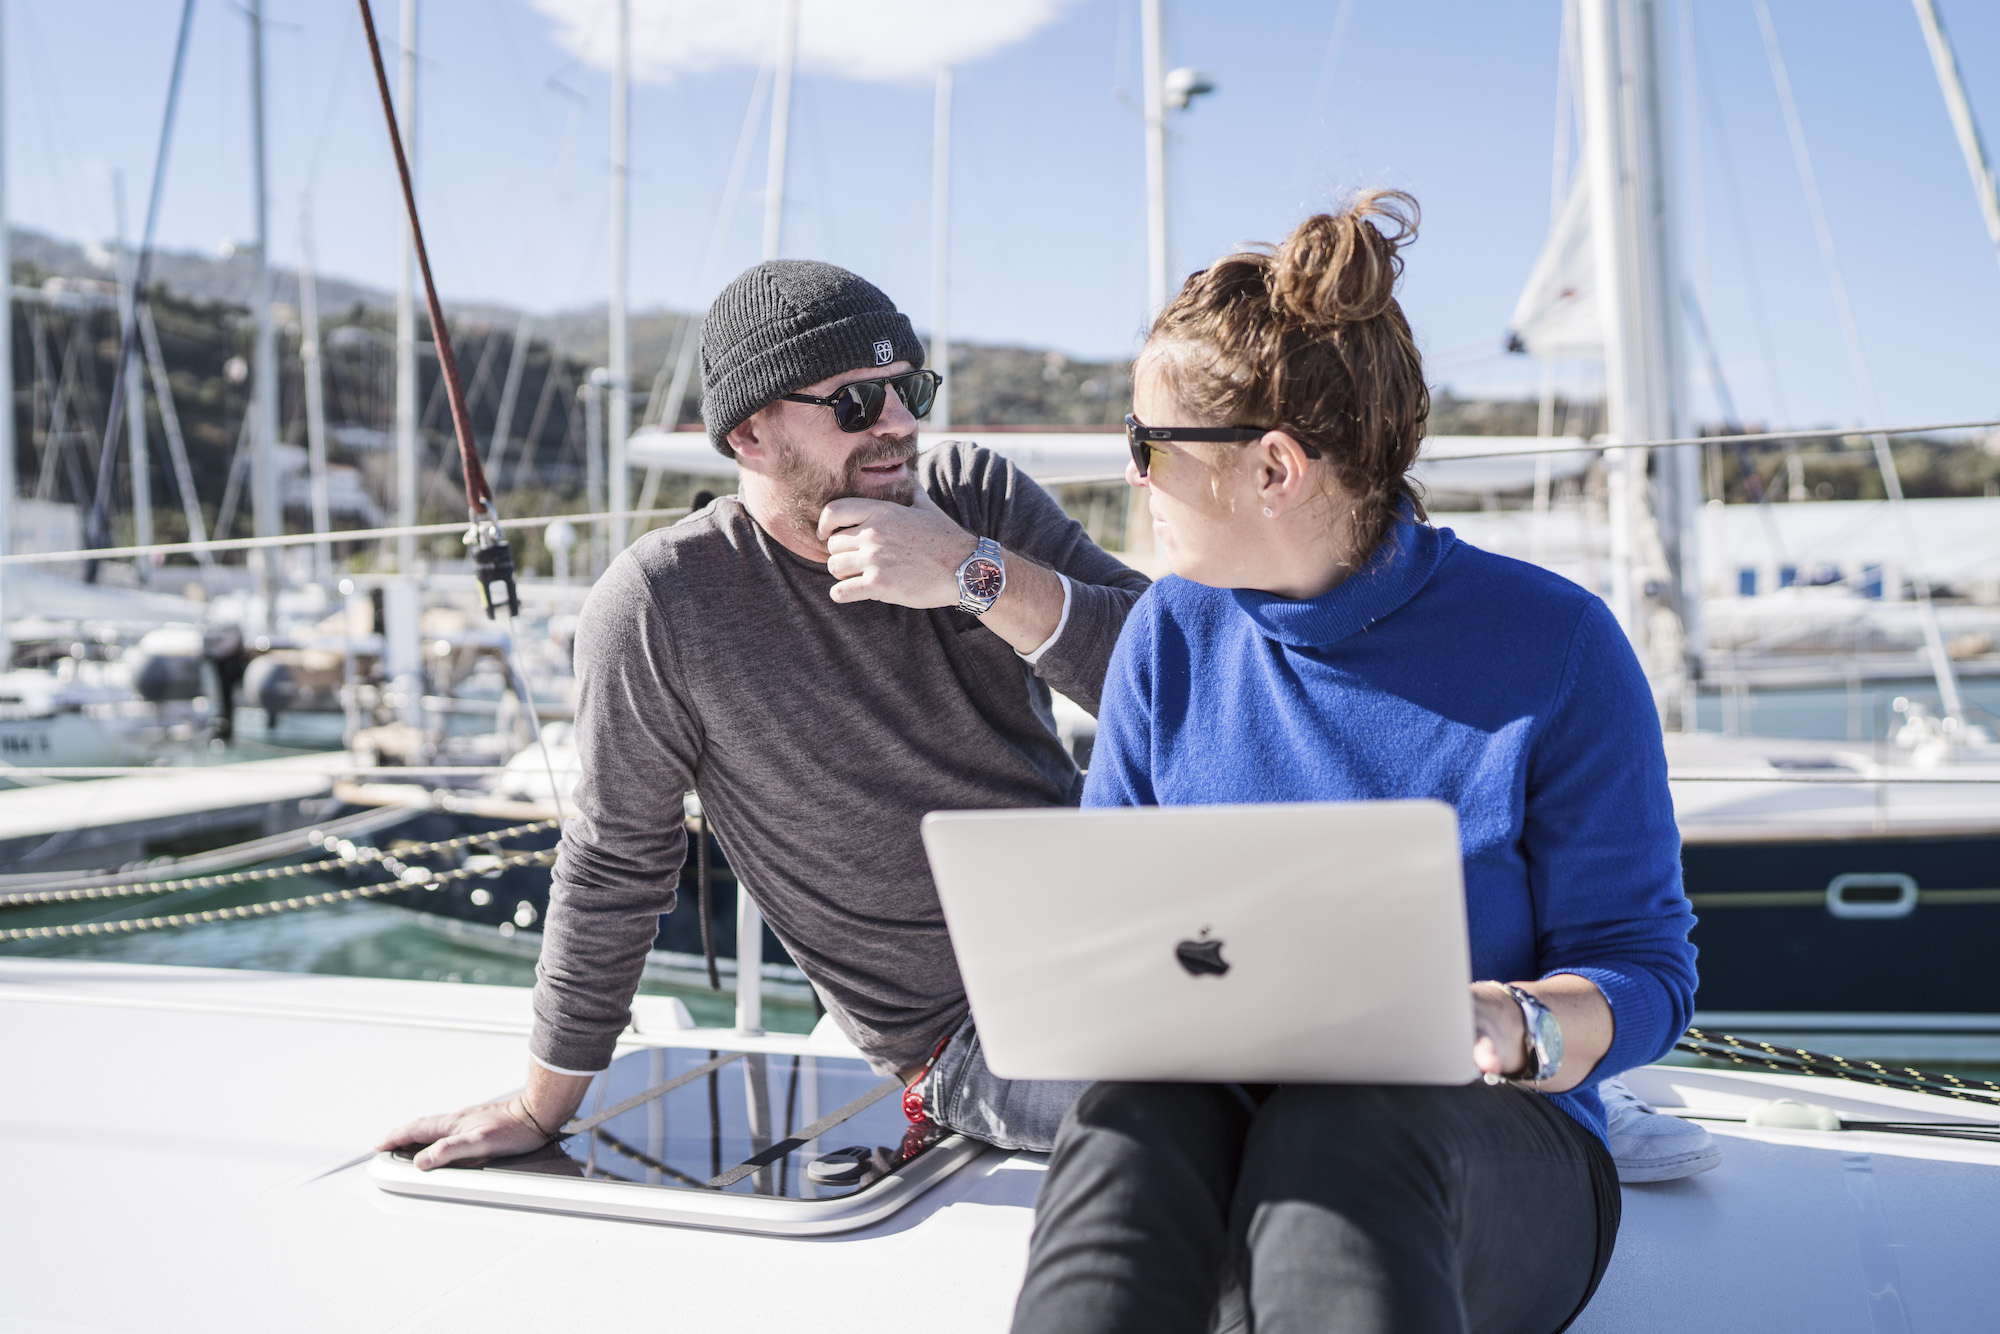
[728,406,774,463]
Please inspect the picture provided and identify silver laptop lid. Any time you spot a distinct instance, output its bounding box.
[922,801,1476,1085]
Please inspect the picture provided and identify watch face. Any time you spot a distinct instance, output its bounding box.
[961,558,1005,601]
[1537,1011,1564,1074]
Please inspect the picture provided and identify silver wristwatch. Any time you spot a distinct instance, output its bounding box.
[955,537,1007,616]
[1502,984,1563,1083]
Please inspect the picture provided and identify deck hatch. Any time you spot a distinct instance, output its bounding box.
[370,1045,988,1235]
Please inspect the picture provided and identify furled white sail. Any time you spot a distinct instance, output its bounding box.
[1507,172,1601,360]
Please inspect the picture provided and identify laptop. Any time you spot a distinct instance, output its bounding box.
[921,800,1476,1085]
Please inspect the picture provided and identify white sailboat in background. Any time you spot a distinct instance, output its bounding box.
[1491,0,2000,1036]
[1500,0,2000,732]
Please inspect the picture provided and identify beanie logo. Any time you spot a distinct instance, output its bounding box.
[872,339,894,366]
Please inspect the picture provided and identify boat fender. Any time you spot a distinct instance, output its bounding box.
[243,654,297,728]
[1746,1099,1841,1131]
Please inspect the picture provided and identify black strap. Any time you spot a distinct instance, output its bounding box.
[705,1078,902,1190]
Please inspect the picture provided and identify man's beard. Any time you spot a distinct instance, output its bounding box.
[774,432,920,539]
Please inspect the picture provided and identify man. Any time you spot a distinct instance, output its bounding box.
[380,259,1146,1167]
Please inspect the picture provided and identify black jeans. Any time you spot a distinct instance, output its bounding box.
[1011,1081,1620,1334]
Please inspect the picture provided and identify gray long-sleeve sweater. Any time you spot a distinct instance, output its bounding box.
[530,441,1152,1075]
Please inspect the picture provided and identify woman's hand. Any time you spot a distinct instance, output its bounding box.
[1467,975,1616,1094]
[1471,981,1530,1080]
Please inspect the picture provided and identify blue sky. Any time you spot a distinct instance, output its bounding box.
[7,0,1998,430]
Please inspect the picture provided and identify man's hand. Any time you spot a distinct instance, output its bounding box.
[376,1064,594,1170]
[819,489,1067,654]
[820,487,972,609]
[375,1096,552,1169]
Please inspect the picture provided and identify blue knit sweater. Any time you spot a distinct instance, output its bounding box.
[1082,517,1698,1145]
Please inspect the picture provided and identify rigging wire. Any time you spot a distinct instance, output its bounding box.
[1287,0,1362,188]
[1749,0,1965,724]
[355,0,515,615]
[1691,6,1789,427]
[10,393,2000,572]
[82,0,199,577]
[488,86,592,484]
[635,62,776,515]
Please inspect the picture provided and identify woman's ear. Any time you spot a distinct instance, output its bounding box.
[1252,430,1317,517]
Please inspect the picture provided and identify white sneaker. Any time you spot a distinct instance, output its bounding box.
[1601,1075,1721,1183]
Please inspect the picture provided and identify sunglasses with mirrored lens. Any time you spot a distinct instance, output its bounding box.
[782,369,942,433]
[1123,413,1298,477]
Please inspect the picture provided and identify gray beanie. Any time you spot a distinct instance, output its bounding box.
[699,260,927,456]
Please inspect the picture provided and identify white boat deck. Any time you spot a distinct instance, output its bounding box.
[5,959,1999,1331]
[1664,732,2000,842]
[0,752,351,842]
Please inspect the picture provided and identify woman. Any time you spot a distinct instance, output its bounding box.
[1009,193,1697,1334]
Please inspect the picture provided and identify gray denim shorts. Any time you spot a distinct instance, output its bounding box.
[916,1014,1089,1153]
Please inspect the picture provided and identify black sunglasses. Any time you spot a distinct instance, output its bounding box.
[1124,413,1314,477]
[782,369,942,433]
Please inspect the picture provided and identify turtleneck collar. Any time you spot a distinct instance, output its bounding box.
[1230,516,1453,648]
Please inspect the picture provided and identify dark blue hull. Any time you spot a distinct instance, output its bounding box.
[1684,832,2000,1015]
[363,807,794,969]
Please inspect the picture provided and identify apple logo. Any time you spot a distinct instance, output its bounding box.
[1175,928,1230,978]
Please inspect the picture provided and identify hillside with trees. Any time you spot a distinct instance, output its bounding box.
[8,225,1994,580]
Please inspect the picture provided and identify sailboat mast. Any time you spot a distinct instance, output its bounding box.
[1577,0,1695,692]
[1910,0,2000,278]
[0,0,12,669]
[249,0,278,626]
[743,0,800,1037]
[607,0,630,556]
[763,0,798,262]
[299,201,332,581]
[931,67,952,430]
[113,173,153,579]
[1141,0,1169,317]
[394,0,419,577]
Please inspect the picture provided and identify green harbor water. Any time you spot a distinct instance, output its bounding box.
[0,708,817,1034]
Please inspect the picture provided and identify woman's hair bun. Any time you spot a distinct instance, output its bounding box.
[1268,190,1420,331]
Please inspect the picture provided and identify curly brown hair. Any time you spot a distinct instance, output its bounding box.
[1145,190,1429,558]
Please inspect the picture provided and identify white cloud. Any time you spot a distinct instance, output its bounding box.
[525,0,1075,85]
